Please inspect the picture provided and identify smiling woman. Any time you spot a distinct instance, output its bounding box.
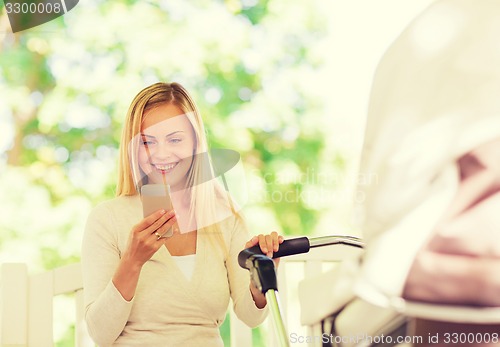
[81,82,283,347]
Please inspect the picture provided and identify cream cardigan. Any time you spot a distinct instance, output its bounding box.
[82,195,267,347]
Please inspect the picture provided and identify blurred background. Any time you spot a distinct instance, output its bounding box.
[0,0,434,345]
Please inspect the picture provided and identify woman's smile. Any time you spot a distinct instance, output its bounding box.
[152,161,178,174]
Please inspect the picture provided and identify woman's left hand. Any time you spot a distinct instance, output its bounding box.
[245,231,284,267]
[245,231,284,308]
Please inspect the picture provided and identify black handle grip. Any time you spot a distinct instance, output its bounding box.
[238,236,310,270]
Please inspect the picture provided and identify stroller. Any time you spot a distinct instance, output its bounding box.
[238,236,500,347]
[238,236,409,347]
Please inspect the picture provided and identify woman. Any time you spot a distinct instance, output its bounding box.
[82,82,282,346]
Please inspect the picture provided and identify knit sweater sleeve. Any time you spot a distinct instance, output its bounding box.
[81,202,134,347]
[226,216,268,328]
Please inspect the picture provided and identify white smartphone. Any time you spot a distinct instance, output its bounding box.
[140,184,174,237]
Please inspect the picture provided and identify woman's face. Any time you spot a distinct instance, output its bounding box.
[138,103,196,190]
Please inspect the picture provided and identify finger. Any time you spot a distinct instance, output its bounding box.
[156,215,178,237]
[134,209,169,232]
[265,234,274,257]
[144,210,176,235]
[271,231,279,252]
[151,231,164,243]
[244,236,259,249]
[278,235,284,243]
[258,234,268,254]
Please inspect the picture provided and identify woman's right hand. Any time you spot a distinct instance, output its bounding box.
[123,209,177,268]
[112,209,177,301]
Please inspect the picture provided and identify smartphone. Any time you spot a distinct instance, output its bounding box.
[140,184,174,237]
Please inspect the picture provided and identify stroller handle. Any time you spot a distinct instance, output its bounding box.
[238,237,310,270]
[238,235,364,270]
[238,235,364,347]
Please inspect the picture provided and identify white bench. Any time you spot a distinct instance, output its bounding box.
[0,263,91,347]
[0,245,361,346]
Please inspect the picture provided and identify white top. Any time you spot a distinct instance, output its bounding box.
[171,254,197,281]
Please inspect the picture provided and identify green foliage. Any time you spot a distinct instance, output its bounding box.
[55,324,75,347]
[0,0,353,344]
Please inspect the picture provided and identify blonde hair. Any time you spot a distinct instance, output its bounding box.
[117,82,238,255]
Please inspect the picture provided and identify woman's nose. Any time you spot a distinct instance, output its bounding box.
[152,142,172,160]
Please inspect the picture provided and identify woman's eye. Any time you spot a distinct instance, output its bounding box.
[142,141,155,146]
[169,138,182,144]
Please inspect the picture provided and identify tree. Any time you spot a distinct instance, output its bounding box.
[0,0,348,345]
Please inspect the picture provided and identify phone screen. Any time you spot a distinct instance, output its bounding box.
[140,184,173,217]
